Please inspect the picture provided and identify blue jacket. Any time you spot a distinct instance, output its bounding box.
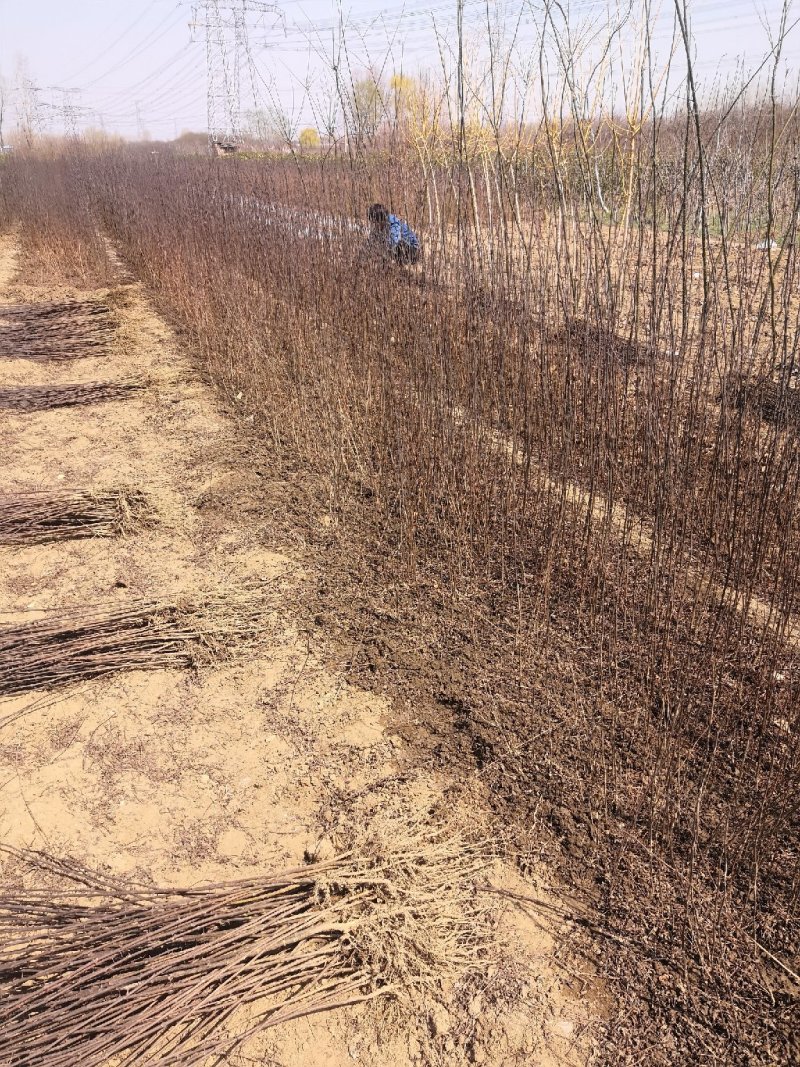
[387,213,419,250]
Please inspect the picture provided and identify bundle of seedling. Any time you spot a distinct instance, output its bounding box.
[0,379,144,411]
[0,299,116,361]
[0,818,488,1066]
[728,373,800,429]
[0,299,112,320]
[0,593,268,697]
[548,317,653,368]
[0,487,153,545]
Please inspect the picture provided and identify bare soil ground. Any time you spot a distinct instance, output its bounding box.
[0,232,603,1066]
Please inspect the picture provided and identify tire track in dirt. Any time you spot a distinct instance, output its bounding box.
[0,231,601,1067]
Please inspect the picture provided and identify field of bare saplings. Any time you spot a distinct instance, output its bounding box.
[2,80,800,1063]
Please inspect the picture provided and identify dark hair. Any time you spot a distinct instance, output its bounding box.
[368,202,388,225]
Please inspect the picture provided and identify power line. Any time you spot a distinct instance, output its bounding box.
[98,67,206,122]
[59,0,168,84]
[78,4,187,89]
[32,0,797,138]
[86,44,197,108]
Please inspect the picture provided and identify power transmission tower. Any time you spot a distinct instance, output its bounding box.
[190,1,281,147]
[47,87,86,139]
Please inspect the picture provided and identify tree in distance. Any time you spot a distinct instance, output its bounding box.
[299,127,321,152]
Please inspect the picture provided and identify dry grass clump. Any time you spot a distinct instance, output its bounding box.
[0,814,489,1067]
[0,487,154,544]
[0,593,269,697]
[0,379,145,411]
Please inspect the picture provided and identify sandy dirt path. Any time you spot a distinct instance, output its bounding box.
[0,231,601,1066]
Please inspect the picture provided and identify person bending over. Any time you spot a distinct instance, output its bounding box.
[368,203,421,265]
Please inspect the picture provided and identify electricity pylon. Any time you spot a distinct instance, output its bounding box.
[47,87,86,139]
[190,1,281,146]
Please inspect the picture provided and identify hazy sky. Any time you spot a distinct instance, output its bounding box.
[1,0,799,140]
